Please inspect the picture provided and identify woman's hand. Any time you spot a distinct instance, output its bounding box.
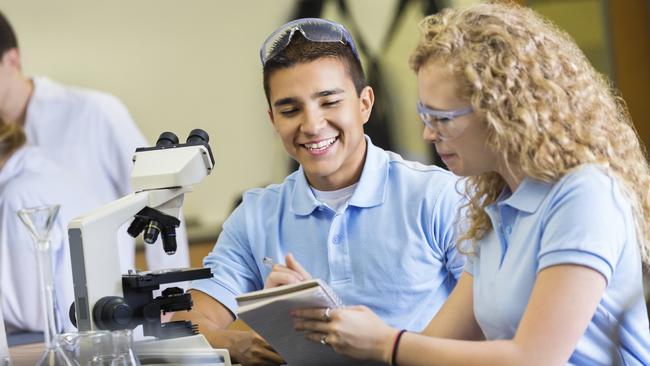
[292,305,399,363]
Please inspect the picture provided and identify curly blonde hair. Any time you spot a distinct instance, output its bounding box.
[410,2,650,265]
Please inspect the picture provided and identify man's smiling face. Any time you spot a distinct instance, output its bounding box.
[268,57,373,191]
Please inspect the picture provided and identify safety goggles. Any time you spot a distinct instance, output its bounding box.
[417,101,474,140]
[259,18,360,67]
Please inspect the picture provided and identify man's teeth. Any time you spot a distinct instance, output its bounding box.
[305,137,336,150]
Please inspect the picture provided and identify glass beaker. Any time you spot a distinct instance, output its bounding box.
[59,330,112,366]
[109,330,139,366]
[58,330,139,366]
[17,204,68,366]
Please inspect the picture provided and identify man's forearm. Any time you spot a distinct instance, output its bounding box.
[173,308,283,365]
[172,307,232,346]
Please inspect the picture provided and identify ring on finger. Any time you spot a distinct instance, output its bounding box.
[323,307,332,322]
[320,333,328,345]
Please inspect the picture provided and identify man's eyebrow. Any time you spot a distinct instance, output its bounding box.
[313,88,344,98]
[273,97,298,108]
[272,88,345,108]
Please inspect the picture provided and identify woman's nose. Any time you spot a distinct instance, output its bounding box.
[422,125,440,142]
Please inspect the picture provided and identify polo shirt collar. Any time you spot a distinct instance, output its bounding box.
[290,168,321,215]
[290,136,387,216]
[498,177,552,213]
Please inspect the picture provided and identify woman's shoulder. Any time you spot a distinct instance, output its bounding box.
[554,164,620,196]
[544,163,631,218]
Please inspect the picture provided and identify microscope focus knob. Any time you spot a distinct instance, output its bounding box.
[93,296,134,330]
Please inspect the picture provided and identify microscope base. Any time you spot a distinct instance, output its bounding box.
[134,334,231,365]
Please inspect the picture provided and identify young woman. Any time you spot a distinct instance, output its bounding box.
[292,3,650,365]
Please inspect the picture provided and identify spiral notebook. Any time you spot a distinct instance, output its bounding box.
[236,280,382,366]
[236,279,342,311]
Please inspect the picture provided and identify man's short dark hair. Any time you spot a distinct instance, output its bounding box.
[0,11,18,56]
[262,33,367,106]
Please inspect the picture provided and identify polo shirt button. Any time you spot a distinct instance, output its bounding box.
[332,235,340,244]
[505,226,512,235]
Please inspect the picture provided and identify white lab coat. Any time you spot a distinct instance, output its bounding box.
[23,77,190,273]
[0,147,99,332]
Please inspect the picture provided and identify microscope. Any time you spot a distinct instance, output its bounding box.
[68,129,214,339]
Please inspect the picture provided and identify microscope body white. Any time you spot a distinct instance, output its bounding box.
[68,144,213,331]
[131,145,213,192]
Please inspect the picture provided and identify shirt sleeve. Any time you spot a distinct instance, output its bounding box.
[190,201,263,316]
[537,168,629,284]
[430,176,467,280]
[463,252,477,276]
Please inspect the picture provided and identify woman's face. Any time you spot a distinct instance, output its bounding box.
[417,60,499,177]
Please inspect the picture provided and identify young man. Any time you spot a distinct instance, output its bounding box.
[0,11,189,273]
[174,18,465,365]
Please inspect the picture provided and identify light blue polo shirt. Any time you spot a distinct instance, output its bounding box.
[192,137,465,331]
[466,164,650,365]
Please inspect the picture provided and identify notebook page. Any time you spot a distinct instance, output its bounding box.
[237,283,381,365]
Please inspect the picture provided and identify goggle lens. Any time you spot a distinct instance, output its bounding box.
[260,18,359,66]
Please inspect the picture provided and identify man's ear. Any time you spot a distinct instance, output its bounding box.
[268,109,275,125]
[359,86,375,125]
[0,48,21,69]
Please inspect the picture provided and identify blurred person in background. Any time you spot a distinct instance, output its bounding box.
[0,123,98,333]
[0,10,190,274]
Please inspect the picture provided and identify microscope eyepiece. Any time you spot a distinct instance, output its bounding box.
[156,132,179,148]
[186,129,209,144]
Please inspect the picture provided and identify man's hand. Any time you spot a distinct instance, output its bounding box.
[221,330,285,366]
[264,253,312,288]
[172,290,285,365]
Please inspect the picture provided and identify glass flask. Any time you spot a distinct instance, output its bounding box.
[17,204,69,366]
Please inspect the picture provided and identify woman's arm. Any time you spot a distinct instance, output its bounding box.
[421,272,483,340]
[294,264,605,366]
[396,264,606,366]
[291,272,480,362]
